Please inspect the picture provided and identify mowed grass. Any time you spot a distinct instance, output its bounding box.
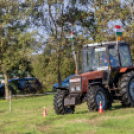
[1,95,134,134]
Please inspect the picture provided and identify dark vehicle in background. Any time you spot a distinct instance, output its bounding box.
[53,74,75,90]
[0,77,42,96]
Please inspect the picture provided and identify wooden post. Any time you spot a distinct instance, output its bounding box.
[9,90,12,113]
[4,71,9,101]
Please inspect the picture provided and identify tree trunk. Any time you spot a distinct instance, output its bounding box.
[58,57,61,87]
[57,43,61,87]
[4,71,9,100]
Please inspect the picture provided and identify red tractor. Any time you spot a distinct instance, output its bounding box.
[54,41,134,114]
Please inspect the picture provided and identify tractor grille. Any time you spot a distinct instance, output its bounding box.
[69,76,82,92]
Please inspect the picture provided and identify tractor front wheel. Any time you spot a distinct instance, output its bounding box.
[53,90,75,115]
[87,85,107,111]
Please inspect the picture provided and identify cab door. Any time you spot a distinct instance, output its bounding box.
[108,46,120,83]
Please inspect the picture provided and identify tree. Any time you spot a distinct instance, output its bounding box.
[31,48,75,91]
[0,0,36,100]
[30,0,96,88]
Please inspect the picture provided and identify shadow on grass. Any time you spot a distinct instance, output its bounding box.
[0,110,5,114]
[75,110,89,114]
[108,102,123,111]
[43,115,65,126]
[74,105,124,114]
[113,104,123,109]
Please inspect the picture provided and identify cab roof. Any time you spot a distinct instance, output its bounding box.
[83,41,128,48]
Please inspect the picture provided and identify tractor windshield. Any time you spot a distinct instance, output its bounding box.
[83,47,108,72]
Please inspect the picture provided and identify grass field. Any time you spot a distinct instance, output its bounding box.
[1,94,134,134]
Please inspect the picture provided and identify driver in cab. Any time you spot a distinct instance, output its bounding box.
[101,52,114,66]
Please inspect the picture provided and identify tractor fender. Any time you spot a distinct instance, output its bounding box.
[56,87,69,91]
[89,82,101,87]
[120,67,134,73]
[120,68,127,73]
[56,87,70,95]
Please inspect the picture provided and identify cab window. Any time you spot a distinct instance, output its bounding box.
[120,45,132,67]
[108,46,120,67]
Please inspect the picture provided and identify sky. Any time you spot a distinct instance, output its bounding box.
[29,0,131,54]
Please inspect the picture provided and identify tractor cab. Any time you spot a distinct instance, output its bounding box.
[82,41,132,73]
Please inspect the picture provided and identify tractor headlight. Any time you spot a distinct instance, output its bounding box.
[76,86,80,91]
[71,87,75,92]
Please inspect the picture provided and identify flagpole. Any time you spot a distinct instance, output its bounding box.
[115,25,122,66]
[116,34,118,51]
[70,31,78,75]
[115,25,119,56]
[71,40,75,59]
[71,39,78,75]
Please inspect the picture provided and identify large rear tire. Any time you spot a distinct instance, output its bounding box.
[119,71,134,107]
[53,90,75,115]
[87,85,107,111]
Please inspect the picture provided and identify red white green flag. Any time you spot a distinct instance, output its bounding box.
[70,31,73,40]
[115,25,122,36]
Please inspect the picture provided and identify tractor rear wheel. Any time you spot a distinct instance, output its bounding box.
[87,85,107,111]
[119,71,134,107]
[53,90,75,115]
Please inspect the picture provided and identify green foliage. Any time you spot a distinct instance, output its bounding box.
[0,0,39,98]
[31,48,75,91]
[0,0,36,75]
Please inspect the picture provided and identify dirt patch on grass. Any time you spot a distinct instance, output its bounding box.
[69,116,109,126]
[86,129,97,134]
[69,119,88,123]
[68,113,134,127]
[36,125,52,132]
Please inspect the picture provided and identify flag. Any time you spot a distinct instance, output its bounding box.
[70,31,74,40]
[115,25,122,36]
